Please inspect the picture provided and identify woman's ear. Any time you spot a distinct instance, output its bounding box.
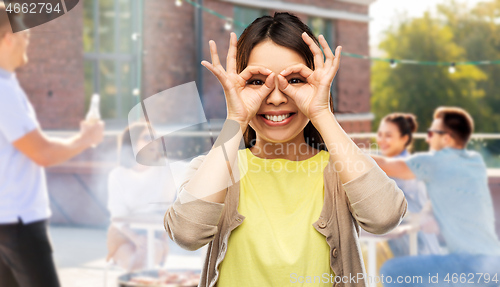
[401,134,410,146]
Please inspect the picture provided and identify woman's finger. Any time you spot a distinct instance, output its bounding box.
[239,65,273,81]
[279,63,313,81]
[201,60,228,85]
[332,46,342,72]
[209,40,222,68]
[226,32,237,74]
[257,72,275,98]
[302,32,324,70]
[277,73,299,100]
[318,35,334,69]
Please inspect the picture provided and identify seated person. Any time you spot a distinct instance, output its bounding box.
[373,107,500,287]
[106,123,177,271]
[376,113,441,257]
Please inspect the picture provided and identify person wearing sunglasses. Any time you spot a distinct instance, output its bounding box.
[376,113,441,257]
[372,107,500,287]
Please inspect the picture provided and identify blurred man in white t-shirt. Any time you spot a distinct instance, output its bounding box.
[0,5,104,287]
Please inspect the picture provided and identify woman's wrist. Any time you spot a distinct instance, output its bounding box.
[226,117,248,134]
[310,110,335,129]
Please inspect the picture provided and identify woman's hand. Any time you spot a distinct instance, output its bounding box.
[201,32,275,129]
[277,32,342,123]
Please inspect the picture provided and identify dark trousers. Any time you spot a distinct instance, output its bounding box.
[0,219,60,287]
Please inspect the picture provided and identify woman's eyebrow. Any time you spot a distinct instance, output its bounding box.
[285,72,306,78]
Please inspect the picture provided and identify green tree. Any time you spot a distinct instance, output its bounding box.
[371,7,492,144]
[437,0,500,132]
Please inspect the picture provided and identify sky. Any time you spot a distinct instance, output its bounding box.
[369,0,486,51]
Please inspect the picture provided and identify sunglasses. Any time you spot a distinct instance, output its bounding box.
[427,129,447,138]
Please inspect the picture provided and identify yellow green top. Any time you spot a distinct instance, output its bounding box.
[217,148,334,286]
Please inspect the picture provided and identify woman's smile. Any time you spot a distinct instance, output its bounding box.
[257,110,297,126]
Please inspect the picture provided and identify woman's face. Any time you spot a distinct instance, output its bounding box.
[246,40,310,144]
[376,121,408,157]
[136,128,161,163]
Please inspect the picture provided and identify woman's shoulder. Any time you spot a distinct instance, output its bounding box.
[108,166,130,179]
[108,166,142,188]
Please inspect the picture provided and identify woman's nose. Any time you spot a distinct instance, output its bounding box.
[265,80,288,106]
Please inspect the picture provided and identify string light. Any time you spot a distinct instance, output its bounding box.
[176,0,500,69]
[131,33,140,41]
[449,62,456,74]
[390,59,397,68]
[224,19,233,31]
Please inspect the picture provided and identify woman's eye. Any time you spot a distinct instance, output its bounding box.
[288,78,303,84]
[246,79,264,86]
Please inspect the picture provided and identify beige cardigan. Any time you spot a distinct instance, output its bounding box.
[164,153,407,287]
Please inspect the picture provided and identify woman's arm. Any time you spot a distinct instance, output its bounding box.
[312,114,406,234]
[311,112,375,183]
[163,123,242,251]
[164,33,275,250]
[277,33,407,234]
[371,155,416,180]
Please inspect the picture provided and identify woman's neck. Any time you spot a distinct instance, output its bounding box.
[386,148,407,158]
[131,164,151,172]
[250,132,319,161]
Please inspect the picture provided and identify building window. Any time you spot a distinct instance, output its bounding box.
[308,17,334,45]
[308,17,337,111]
[83,0,143,123]
[233,6,267,37]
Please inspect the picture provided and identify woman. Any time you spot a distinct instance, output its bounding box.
[107,123,176,271]
[376,113,441,256]
[164,12,407,287]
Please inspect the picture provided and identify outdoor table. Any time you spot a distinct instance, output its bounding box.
[359,223,418,287]
[113,213,209,270]
[114,215,417,281]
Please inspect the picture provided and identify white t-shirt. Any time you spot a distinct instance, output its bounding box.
[107,165,180,218]
[0,68,49,224]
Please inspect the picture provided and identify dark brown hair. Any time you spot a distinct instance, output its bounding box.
[118,123,149,169]
[236,12,334,151]
[382,113,418,151]
[0,3,12,38]
[433,106,474,146]
[0,3,26,38]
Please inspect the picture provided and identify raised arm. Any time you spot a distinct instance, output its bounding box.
[13,121,104,167]
[278,33,375,183]
[181,32,275,204]
[278,33,407,234]
[371,155,416,180]
[164,32,274,250]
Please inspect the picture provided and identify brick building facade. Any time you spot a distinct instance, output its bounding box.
[19,0,375,132]
[11,0,500,236]
[17,0,379,226]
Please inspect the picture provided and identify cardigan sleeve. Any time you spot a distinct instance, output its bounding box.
[342,164,408,235]
[164,155,225,251]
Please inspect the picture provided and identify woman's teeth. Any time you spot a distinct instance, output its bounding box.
[264,113,291,122]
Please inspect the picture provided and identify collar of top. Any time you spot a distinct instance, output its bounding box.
[0,67,15,80]
[395,149,409,158]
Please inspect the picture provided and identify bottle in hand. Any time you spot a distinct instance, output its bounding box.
[86,94,101,147]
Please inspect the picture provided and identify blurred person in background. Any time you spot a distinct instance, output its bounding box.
[373,107,500,286]
[106,123,176,271]
[376,113,441,257]
[0,4,104,287]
